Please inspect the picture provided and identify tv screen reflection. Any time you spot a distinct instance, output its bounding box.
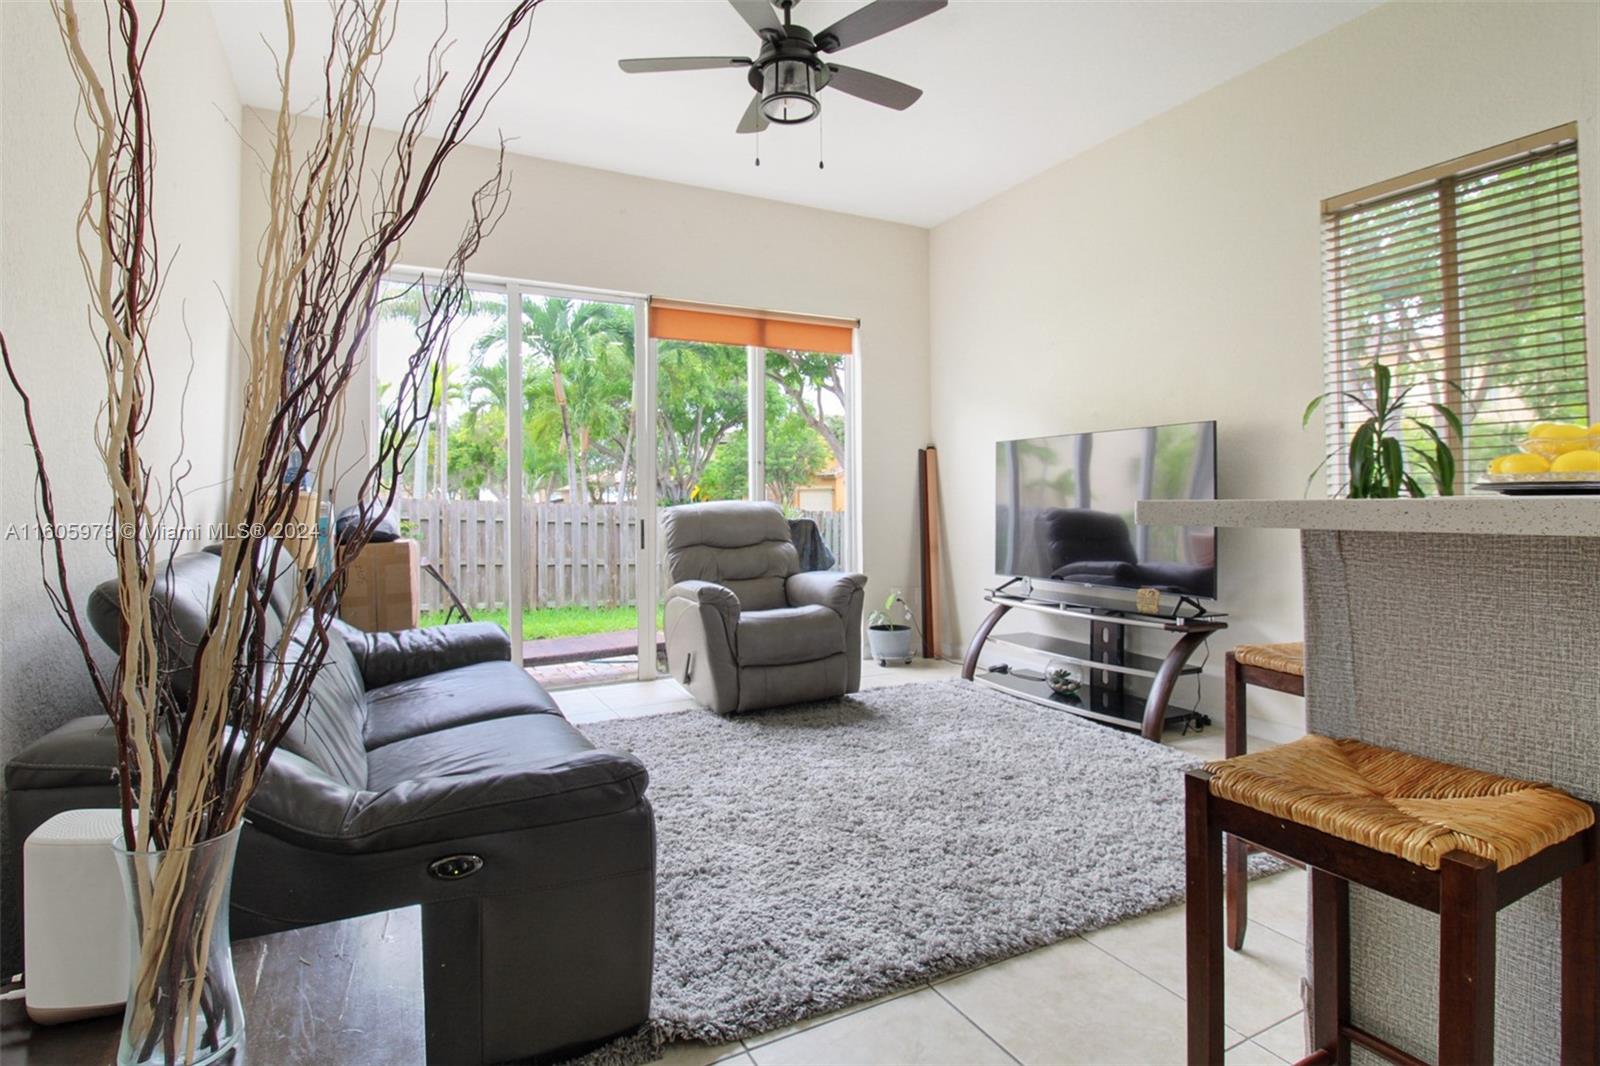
[995,421,1217,599]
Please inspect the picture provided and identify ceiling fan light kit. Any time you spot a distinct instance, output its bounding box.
[760,55,821,124]
[620,0,945,149]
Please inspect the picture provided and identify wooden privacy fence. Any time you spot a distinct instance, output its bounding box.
[396,499,846,612]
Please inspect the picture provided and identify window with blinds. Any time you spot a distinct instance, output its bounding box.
[1321,125,1589,492]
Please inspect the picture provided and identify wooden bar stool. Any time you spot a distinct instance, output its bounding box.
[1223,641,1306,950]
[1186,734,1598,1066]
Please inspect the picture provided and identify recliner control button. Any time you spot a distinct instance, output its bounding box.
[428,854,485,880]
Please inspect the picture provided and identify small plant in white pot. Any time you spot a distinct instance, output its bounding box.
[867,589,916,666]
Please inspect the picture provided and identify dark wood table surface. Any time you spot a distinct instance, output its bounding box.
[1,907,424,1065]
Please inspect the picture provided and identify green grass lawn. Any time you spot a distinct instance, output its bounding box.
[419,604,663,640]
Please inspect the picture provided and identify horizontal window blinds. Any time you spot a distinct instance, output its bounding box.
[1321,128,1588,490]
[648,301,855,355]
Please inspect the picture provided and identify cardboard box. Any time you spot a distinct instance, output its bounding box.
[340,539,420,632]
[278,491,321,572]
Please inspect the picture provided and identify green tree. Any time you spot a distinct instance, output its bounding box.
[655,341,748,503]
[698,386,831,505]
[473,297,633,501]
[764,349,847,470]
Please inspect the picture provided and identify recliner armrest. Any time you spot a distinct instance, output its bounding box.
[338,620,512,690]
[786,571,867,619]
[665,580,741,628]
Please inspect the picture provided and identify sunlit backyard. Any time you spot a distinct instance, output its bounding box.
[375,282,850,676]
[419,604,664,641]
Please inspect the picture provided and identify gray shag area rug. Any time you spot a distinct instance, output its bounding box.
[570,679,1268,1065]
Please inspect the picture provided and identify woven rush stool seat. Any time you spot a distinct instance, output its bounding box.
[1205,734,1595,871]
[1230,641,1305,678]
[1185,735,1599,1066]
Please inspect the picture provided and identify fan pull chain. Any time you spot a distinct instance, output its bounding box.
[818,112,825,170]
[755,128,761,168]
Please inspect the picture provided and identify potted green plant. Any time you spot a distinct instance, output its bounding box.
[867,589,916,665]
[1304,361,1463,497]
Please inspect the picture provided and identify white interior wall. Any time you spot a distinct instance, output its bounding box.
[928,0,1600,743]
[0,0,242,965]
[235,112,932,617]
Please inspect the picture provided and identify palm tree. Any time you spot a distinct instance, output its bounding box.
[375,278,498,499]
[472,297,632,501]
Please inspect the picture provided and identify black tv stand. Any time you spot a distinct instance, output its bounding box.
[961,587,1226,741]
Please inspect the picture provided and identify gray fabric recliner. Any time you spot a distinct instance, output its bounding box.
[662,501,866,713]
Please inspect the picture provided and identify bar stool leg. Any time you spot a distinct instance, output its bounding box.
[1308,867,1349,1065]
[1438,851,1497,1066]
[1561,822,1599,1066]
[1225,837,1249,952]
[1223,653,1248,951]
[1185,771,1225,1066]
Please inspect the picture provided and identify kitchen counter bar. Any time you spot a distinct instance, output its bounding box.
[1137,496,1599,1064]
[1138,494,1598,536]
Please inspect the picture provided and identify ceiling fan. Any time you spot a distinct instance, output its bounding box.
[619,0,947,133]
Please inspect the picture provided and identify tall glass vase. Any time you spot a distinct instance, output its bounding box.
[114,826,245,1066]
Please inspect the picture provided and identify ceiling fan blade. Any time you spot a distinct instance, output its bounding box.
[737,94,770,134]
[815,0,947,53]
[729,0,782,37]
[825,64,923,109]
[619,56,752,73]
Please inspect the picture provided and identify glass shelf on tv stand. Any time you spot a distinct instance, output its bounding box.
[984,631,1200,680]
[975,670,1209,734]
[965,584,1226,742]
[983,586,1227,634]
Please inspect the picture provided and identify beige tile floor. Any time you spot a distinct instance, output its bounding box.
[549,659,1309,1066]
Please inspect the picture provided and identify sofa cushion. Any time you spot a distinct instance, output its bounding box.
[341,621,512,689]
[737,604,844,666]
[367,714,596,793]
[364,661,561,750]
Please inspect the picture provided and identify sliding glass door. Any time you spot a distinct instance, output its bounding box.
[373,283,857,687]
[373,275,655,684]
[513,289,653,685]
[371,279,511,620]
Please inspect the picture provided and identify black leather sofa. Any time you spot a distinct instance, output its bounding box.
[6,547,655,1064]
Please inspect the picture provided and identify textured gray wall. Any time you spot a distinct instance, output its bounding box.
[1302,529,1599,1065]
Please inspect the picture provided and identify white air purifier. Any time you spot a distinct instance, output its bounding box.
[23,808,133,1024]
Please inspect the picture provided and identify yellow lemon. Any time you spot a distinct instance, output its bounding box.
[1530,422,1589,439]
[1527,422,1591,456]
[1550,450,1600,473]
[1488,454,1519,474]
[1496,453,1551,474]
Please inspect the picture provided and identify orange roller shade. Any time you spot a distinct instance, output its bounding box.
[649,302,854,355]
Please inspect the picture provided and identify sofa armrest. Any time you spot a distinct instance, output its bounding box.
[785,571,867,619]
[244,744,649,854]
[338,620,511,689]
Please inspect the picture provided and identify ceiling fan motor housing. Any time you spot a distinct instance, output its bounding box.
[750,30,831,124]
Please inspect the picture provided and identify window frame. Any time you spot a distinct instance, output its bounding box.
[1319,123,1588,494]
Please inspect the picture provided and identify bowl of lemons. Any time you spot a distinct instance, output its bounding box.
[1481,422,1600,491]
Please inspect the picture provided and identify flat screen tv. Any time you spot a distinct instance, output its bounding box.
[995,420,1218,600]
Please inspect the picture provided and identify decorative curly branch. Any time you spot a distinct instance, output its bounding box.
[2,4,541,1051]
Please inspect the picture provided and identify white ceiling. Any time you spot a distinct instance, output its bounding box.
[210,0,1376,227]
